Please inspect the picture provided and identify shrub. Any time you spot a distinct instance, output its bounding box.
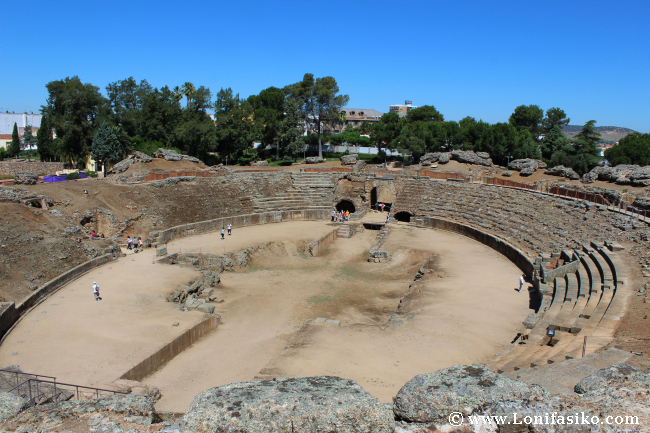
[84,171,98,178]
[65,172,81,180]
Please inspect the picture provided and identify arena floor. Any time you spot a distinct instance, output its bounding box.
[0,220,529,412]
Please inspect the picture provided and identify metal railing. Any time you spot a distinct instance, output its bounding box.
[0,369,126,407]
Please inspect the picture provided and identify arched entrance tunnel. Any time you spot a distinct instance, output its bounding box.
[336,200,356,213]
[394,211,412,223]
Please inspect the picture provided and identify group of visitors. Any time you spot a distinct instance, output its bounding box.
[126,235,144,251]
[331,210,350,222]
[221,223,233,239]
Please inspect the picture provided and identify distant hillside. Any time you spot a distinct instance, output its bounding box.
[561,125,636,144]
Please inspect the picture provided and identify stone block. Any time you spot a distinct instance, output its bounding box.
[156,246,167,257]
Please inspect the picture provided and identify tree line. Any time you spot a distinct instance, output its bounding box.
[33,74,347,172]
[15,74,648,176]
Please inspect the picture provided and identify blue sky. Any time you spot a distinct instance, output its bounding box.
[1,0,648,132]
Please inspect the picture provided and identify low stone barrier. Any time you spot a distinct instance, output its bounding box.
[0,161,64,176]
[541,260,580,283]
[414,216,535,275]
[154,210,330,244]
[308,229,338,256]
[120,315,221,382]
[0,253,118,341]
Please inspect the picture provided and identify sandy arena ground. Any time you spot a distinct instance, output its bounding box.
[0,220,530,413]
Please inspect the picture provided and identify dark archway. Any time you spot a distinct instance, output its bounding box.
[336,200,356,213]
[370,187,377,207]
[394,211,412,222]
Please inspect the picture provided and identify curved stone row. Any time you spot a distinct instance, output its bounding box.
[391,178,644,257]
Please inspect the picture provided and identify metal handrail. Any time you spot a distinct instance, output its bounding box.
[5,376,126,407]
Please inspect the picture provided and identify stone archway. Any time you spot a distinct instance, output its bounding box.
[394,211,412,222]
[335,200,356,213]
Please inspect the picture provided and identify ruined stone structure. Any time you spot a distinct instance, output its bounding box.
[1,168,649,432]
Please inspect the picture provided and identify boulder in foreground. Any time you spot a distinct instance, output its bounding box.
[181,376,395,433]
[393,364,547,423]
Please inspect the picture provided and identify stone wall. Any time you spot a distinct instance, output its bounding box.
[0,161,64,176]
[308,229,338,256]
[541,259,580,283]
[154,209,331,244]
[415,216,535,275]
[120,314,221,382]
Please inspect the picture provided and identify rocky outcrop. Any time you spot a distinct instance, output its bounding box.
[509,159,547,176]
[150,176,196,187]
[13,172,38,185]
[251,160,269,166]
[352,160,366,173]
[152,148,203,164]
[181,376,395,433]
[0,186,53,208]
[2,394,158,433]
[574,363,647,394]
[305,156,326,164]
[111,157,134,174]
[0,393,28,422]
[341,154,358,165]
[132,151,152,163]
[502,170,513,177]
[393,364,547,423]
[586,164,650,186]
[582,171,598,183]
[438,153,450,164]
[450,150,493,166]
[544,165,580,180]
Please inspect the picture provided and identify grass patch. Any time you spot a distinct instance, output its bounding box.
[296,248,309,259]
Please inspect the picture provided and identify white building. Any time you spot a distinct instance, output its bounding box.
[0,112,42,150]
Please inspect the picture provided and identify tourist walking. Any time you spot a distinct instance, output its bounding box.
[138,237,143,249]
[228,223,232,236]
[127,236,133,250]
[221,228,225,240]
[93,282,102,301]
[380,203,385,213]
[331,210,336,222]
[517,274,525,292]
[345,210,350,222]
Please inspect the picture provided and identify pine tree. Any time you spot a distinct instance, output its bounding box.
[9,123,20,157]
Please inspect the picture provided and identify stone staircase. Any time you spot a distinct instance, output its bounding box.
[490,242,627,376]
[506,347,635,395]
[247,173,337,213]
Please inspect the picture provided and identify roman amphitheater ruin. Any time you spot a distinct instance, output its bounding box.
[0,154,648,431]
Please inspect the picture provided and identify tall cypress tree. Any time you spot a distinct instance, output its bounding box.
[91,123,122,176]
[9,123,20,157]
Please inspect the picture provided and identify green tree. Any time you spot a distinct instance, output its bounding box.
[541,107,570,136]
[41,76,108,165]
[92,123,123,176]
[106,77,152,136]
[137,86,183,145]
[573,120,601,156]
[541,125,569,160]
[406,105,444,122]
[509,104,543,140]
[181,82,196,109]
[285,73,349,159]
[371,112,402,153]
[21,125,37,153]
[9,123,20,156]
[248,86,286,159]
[37,115,54,161]
[513,129,541,159]
[214,88,254,160]
[550,120,601,175]
[605,132,650,166]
